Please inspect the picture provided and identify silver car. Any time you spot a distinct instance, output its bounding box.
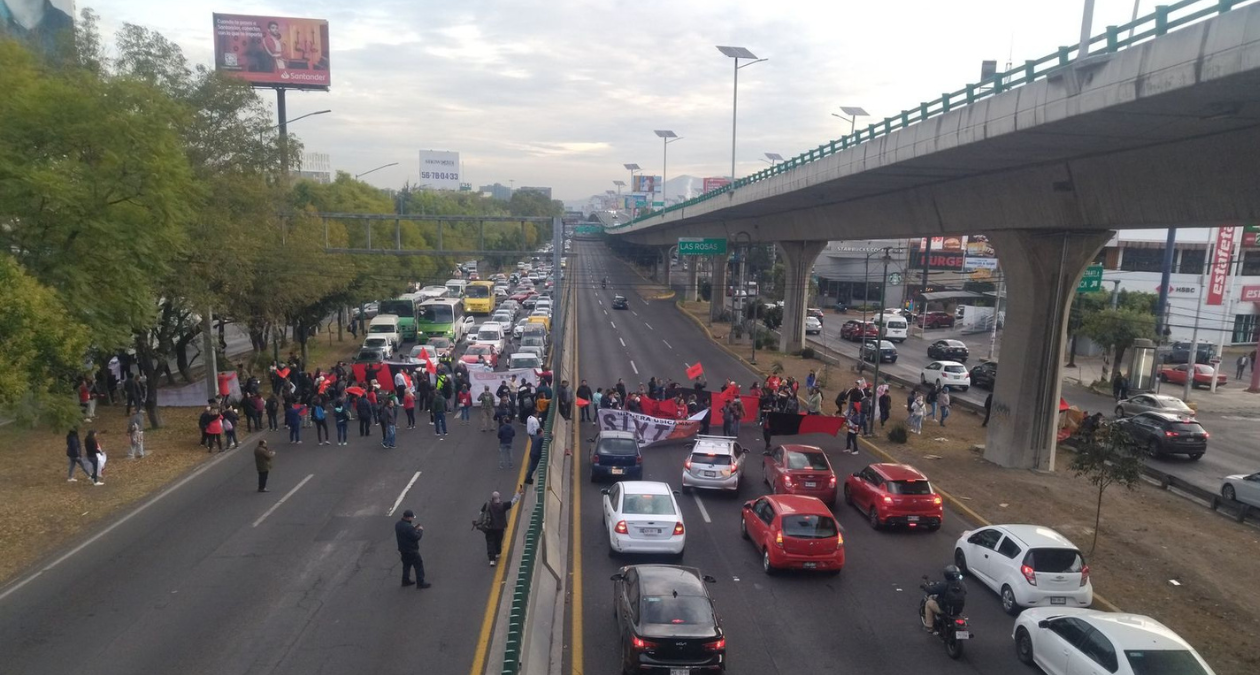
[1222,471,1260,507]
[680,435,747,493]
[1115,393,1193,418]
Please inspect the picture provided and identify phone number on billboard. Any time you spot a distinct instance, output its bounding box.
[421,172,459,180]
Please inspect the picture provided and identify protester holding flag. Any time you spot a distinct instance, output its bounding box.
[576,380,593,422]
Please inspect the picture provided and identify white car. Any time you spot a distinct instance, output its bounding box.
[361,336,393,358]
[508,352,542,371]
[954,524,1093,615]
[472,323,506,354]
[491,309,514,326]
[920,361,970,391]
[1013,608,1216,675]
[601,480,686,557]
[513,317,530,339]
[1221,471,1260,508]
[681,435,746,492]
[408,344,438,363]
[804,316,823,335]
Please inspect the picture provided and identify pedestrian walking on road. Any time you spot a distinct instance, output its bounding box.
[938,387,952,427]
[1238,355,1249,381]
[356,395,373,437]
[254,440,275,492]
[761,415,773,452]
[432,390,449,438]
[333,399,350,445]
[65,429,93,482]
[458,385,473,424]
[285,403,302,444]
[84,430,104,485]
[265,394,279,431]
[557,380,573,421]
[577,380,593,423]
[478,386,496,432]
[524,421,543,485]
[844,414,860,454]
[381,399,398,448]
[497,419,516,469]
[475,488,523,566]
[403,390,417,429]
[311,399,329,445]
[395,510,429,589]
[127,411,145,458]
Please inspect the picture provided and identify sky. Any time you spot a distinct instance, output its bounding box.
[85,0,1159,201]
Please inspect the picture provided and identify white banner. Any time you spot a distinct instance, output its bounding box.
[469,368,539,391]
[963,256,999,271]
[597,409,702,448]
[418,150,461,190]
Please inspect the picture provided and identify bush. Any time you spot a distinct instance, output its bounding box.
[699,280,712,302]
[887,422,909,444]
[799,347,816,360]
[757,336,777,350]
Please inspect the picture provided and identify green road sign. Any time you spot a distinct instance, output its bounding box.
[677,237,728,256]
[1077,264,1104,293]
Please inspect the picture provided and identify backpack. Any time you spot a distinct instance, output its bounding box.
[940,580,967,615]
[473,502,493,532]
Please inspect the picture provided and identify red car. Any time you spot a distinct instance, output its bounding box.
[840,320,879,342]
[740,495,844,575]
[1159,364,1227,388]
[461,343,499,368]
[844,463,943,531]
[762,445,837,506]
[916,311,955,328]
[509,291,536,304]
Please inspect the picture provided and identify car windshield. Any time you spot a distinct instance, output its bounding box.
[781,514,839,539]
[365,337,387,346]
[886,480,933,495]
[466,285,491,298]
[476,330,500,341]
[1025,548,1084,573]
[356,350,379,360]
[429,338,452,349]
[467,345,491,355]
[1125,650,1210,675]
[622,493,675,515]
[641,596,712,626]
[421,305,453,323]
[598,438,639,455]
[944,365,967,374]
[523,337,544,347]
[1171,423,1205,433]
[786,452,830,470]
[512,356,541,368]
[690,452,731,466]
[369,324,394,333]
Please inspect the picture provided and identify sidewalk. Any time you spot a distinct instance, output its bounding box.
[1063,355,1259,415]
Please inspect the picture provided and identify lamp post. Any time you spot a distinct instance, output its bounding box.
[613,180,626,194]
[831,106,868,135]
[653,131,681,204]
[717,46,767,184]
[354,162,399,179]
[870,248,894,425]
[624,164,641,214]
[270,108,331,176]
[762,152,784,168]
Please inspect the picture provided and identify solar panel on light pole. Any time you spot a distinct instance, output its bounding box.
[764,152,784,167]
[717,46,768,186]
[832,106,870,134]
[654,130,682,203]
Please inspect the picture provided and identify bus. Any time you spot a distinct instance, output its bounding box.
[376,292,422,341]
[464,280,495,315]
[416,298,468,343]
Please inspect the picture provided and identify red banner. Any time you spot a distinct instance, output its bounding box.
[1241,285,1260,303]
[1207,227,1237,306]
[686,362,704,380]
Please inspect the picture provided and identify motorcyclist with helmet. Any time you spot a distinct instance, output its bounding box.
[602,276,608,289]
[921,565,967,634]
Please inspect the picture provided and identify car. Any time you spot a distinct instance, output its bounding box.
[427,336,455,363]
[1114,393,1193,418]
[509,291,532,304]
[969,361,998,389]
[1221,471,1260,507]
[920,361,970,391]
[1158,364,1227,388]
[762,444,838,506]
[806,307,825,321]
[609,565,725,674]
[832,301,848,313]
[471,323,507,354]
[681,435,747,493]
[1116,411,1208,460]
[535,298,553,311]
[840,320,878,341]
[928,339,970,361]
[1012,608,1215,675]
[590,430,642,482]
[917,311,955,328]
[953,524,1093,615]
[360,336,393,358]
[460,343,499,368]
[493,285,509,300]
[1161,341,1216,365]
[407,344,438,365]
[522,295,540,310]
[353,347,386,364]
[491,310,514,326]
[740,494,844,575]
[612,295,630,310]
[512,317,530,339]
[861,339,898,363]
[843,463,943,531]
[804,316,823,335]
[602,481,686,557]
[519,334,548,359]
[509,352,543,371]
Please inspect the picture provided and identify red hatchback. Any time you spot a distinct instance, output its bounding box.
[840,320,879,342]
[762,445,837,506]
[741,495,844,575]
[843,463,943,531]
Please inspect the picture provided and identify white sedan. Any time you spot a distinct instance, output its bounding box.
[1013,608,1216,675]
[805,316,823,335]
[920,361,970,391]
[601,481,686,557]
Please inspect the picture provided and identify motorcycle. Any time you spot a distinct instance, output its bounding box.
[919,577,971,659]
[601,278,608,289]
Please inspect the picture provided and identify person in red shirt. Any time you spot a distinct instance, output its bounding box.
[403,390,416,429]
[78,379,93,421]
[205,408,224,452]
[457,385,473,424]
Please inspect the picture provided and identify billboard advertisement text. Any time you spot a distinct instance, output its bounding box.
[632,175,658,193]
[418,150,461,190]
[213,14,330,89]
[703,177,731,192]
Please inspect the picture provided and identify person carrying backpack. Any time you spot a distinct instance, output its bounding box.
[473,487,523,566]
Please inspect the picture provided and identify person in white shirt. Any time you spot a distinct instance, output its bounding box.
[394,370,407,400]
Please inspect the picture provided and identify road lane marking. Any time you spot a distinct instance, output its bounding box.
[630,360,638,375]
[387,471,422,516]
[644,322,652,330]
[632,311,638,317]
[610,321,616,329]
[603,309,608,316]
[662,340,672,349]
[692,494,712,523]
[619,338,626,347]
[252,473,315,528]
[570,268,585,675]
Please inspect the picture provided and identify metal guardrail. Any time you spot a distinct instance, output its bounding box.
[607,0,1255,231]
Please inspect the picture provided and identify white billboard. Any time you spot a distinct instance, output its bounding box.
[418,150,460,190]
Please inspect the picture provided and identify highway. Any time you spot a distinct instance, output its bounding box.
[568,240,1031,674]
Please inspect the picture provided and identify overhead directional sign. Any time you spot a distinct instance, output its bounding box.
[677,237,728,256]
[1077,264,1104,293]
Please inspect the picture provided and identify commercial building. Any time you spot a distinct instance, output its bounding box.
[479,183,512,201]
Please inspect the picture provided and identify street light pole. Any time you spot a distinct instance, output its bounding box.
[654,131,681,204]
[832,106,869,135]
[718,46,767,184]
[355,162,399,179]
[870,248,893,423]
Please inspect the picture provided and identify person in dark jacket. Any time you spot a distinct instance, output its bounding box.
[355,395,373,436]
[497,419,516,469]
[333,399,350,445]
[380,399,398,449]
[476,488,523,566]
[222,407,241,449]
[254,440,275,492]
[982,392,993,427]
[395,510,429,588]
[84,430,104,485]
[65,429,93,482]
[576,380,593,422]
[878,390,892,428]
[265,394,280,431]
[431,390,448,437]
[284,403,302,444]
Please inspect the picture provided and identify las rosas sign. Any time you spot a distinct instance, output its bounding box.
[677,237,728,256]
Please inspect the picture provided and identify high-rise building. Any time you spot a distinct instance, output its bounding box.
[479,183,513,201]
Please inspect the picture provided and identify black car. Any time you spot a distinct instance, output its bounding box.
[1118,411,1208,460]
[353,347,386,364]
[590,430,643,482]
[969,361,998,389]
[927,339,969,362]
[611,565,725,674]
[861,340,898,364]
[612,295,630,310]
[1161,341,1215,365]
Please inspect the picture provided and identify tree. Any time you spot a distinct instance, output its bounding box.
[1066,291,1109,367]
[1080,308,1157,374]
[1069,421,1144,555]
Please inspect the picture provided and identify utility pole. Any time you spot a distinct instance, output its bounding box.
[203,307,218,404]
[988,272,1004,361]
[871,249,892,425]
[1183,230,1213,402]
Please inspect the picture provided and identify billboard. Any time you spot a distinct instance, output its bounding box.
[0,0,74,52]
[418,150,460,190]
[213,13,330,89]
[703,177,731,193]
[632,175,658,193]
[1206,227,1237,306]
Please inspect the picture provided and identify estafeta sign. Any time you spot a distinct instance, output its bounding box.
[1207,227,1237,306]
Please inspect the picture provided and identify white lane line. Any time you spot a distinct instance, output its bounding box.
[610,321,616,329]
[644,322,652,330]
[619,337,627,347]
[642,298,649,306]
[598,299,602,305]
[387,471,422,517]
[603,309,608,316]
[692,494,712,523]
[662,340,673,350]
[632,311,638,317]
[630,360,639,375]
[252,473,315,528]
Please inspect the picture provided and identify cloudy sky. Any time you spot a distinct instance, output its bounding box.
[87,0,1155,200]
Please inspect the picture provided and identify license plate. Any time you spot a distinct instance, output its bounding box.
[907,516,920,522]
[642,528,661,535]
[703,471,717,477]
[803,562,817,569]
[955,631,971,640]
[1051,597,1067,605]
[610,468,624,475]
[671,669,690,675]
[804,482,817,488]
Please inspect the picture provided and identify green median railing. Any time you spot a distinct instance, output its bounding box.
[606,0,1253,231]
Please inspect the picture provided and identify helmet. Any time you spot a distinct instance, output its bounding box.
[944,564,963,581]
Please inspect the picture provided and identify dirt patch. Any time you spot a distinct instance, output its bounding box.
[677,302,1260,675]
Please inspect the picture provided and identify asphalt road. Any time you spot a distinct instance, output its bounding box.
[569,241,1034,674]
[0,386,531,675]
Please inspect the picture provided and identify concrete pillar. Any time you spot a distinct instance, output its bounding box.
[777,241,827,354]
[709,253,729,323]
[659,247,673,288]
[687,257,699,302]
[984,230,1114,470]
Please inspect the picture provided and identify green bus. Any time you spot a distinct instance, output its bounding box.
[377,292,423,341]
[415,298,469,343]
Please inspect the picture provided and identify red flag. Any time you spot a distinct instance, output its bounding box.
[402,371,414,390]
[276,367,291,380]
[576,397,590,408]
[686,362,704,380]
[351,363,368,383]
[639,397,661,417]
[420,351,437,375]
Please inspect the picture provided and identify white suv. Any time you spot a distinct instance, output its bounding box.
[954,524,1093,615]
[680,435,747,493]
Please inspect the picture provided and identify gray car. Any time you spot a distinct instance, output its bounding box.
[680,436,747,493]
[1114,393,1193,419]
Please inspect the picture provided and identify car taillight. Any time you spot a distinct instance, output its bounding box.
[1203,432,1210,438]
[631,635,656,650]
[836,533,844,549]
[1021,564,1038,586]
[704,637,726,651]
[828,475,837,488]
[636,455,643,464]
[1164,431,1179,438]
[775,532,783,548]
[882,495,893,504]
[782,476,793,488]
[684,458,692,470]
[615,520,628,534]
[1080,564,1090,587]
[672,522,685,536]
[932,495,942,506]
[591,454,599,465]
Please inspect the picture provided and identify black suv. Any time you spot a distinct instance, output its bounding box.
[1161,341,1215,365]
[1118,411,1208,460]
[612,295,629,310]
[969,361,998,389]
[861,340,898,363]
[927,339,969,362]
